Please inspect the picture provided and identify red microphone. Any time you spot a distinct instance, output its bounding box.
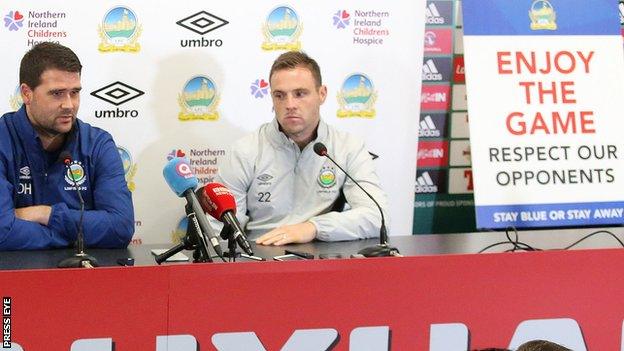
[197,183,253,255]
[197,183,237,219]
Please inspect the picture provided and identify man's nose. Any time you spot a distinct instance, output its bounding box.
[285,94,297,108]
[61,94,74,109]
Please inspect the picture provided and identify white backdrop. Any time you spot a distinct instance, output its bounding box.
[0,1,425,244]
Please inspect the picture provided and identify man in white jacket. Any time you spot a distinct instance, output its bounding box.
[216,51,388,245]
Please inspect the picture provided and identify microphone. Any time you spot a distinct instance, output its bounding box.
[313,142,398,257]
[163,157,223,258]
[197,183,253,256]
[58,151,99,268]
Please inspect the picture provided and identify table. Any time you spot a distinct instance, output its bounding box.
[1,236,623,350]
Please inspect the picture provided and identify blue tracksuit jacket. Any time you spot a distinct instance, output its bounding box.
[0,106,134,250]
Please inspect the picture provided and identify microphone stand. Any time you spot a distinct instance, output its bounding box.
[219,224,240,262]
[315,144,399,257]
[155,204,213,264]
[58,161,99,268]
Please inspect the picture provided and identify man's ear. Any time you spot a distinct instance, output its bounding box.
[319,85,327,104]
[20,83,33,105]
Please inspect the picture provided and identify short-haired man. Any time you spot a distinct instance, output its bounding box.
[216,51,388,245]
[0,42,134,250]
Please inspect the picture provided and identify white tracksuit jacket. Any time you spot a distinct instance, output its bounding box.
[215,118,389,241]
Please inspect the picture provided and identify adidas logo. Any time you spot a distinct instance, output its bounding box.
[415,172,438,193]
[419,115,441,137]
[422,59,443,81]
[425,3,445,24]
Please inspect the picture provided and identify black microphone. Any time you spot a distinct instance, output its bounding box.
[57,151,99,268]
[313,142,398,257]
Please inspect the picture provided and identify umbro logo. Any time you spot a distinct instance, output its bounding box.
[257,174,273,185]
[176,11,229,35]
[90,82,145,106]
[19,166,30,177]
[19,166,31,180]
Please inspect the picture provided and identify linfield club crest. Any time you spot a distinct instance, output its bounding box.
[9,85,23,111]
[64,161,86,187]
[261,6,302,51]
[178,76,220,121]
[337,73,377,118]
[98,6,142,53]
[529,0,557,31]
[118,146,137,192]
[318,166,337,188]
[171,216,188,244]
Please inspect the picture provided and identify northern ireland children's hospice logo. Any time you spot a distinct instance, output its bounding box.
[98,6,142,52]
[332,10,351,29]
[178,76,220,121]
[261,6,302,51]
[250,79,270,99]
[4,10,24,31]
[336,73,377,118]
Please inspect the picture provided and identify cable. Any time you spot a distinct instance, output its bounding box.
[477,228,624,253]
[561,230,624,250]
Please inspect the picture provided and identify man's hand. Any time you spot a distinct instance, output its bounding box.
[256,222,317,246]
[15,205,52,226]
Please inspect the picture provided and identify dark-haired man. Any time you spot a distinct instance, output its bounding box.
[0,42,134,250]
[216,51,388,245]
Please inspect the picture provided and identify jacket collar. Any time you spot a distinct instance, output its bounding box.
[14,105,79,151]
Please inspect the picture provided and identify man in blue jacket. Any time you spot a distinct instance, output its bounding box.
[0,42,134,250]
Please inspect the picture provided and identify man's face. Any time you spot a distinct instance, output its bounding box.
[20,68,81,138]
[270,66,327,142]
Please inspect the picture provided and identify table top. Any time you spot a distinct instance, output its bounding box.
[0,236,423,270]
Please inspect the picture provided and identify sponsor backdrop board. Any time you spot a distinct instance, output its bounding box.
[0,1,425,243]
[463,0,624,229]
[415,0,477,234]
